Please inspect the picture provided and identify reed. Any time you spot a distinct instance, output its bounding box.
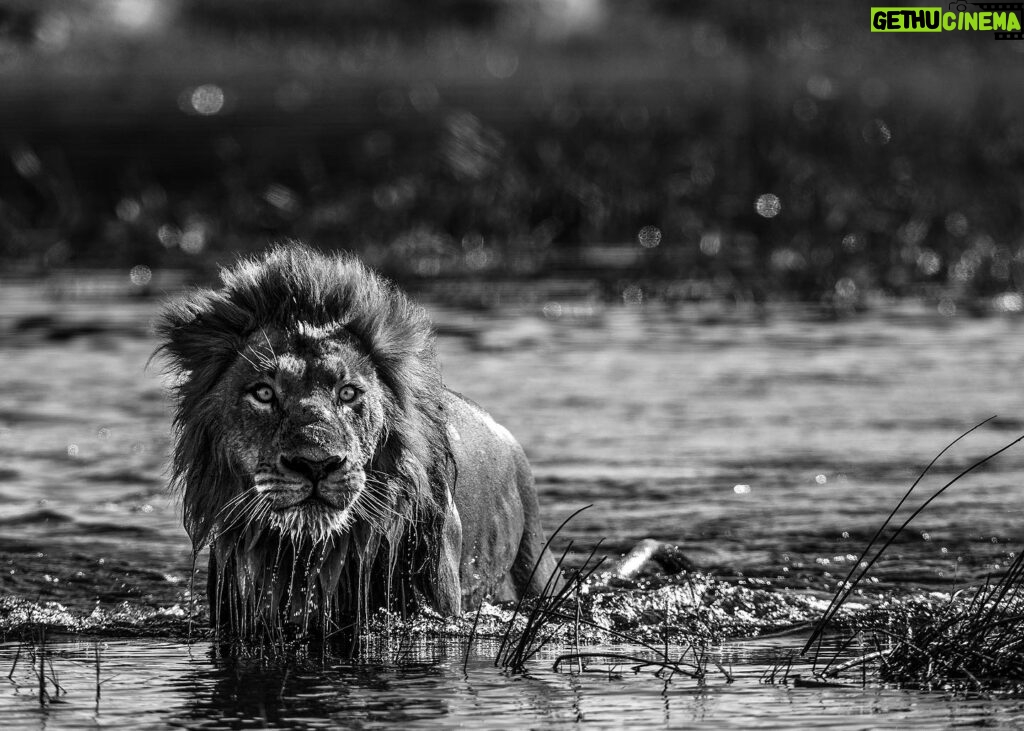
[769,418,1024,691]
[493,505,607,673]
[491,507,725,681]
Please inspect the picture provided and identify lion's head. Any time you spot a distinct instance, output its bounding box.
[156,244,459,637]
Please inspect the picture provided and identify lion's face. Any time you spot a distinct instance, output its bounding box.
[215,322,389,540]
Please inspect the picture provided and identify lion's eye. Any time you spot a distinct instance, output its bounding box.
[338,385,360,404]
[249,384,276,405]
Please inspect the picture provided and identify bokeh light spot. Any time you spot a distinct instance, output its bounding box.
[771,248,805,271]
[690,162,715,187]
[862,118,892,145]
[34,12,71,53]
[106,0,170,33]
[993,293,1023,312]
[189,85,225,116]
[157,224,180,249]
[700,232,721,256]
[755,193,782,219]
[409,82,440,112]
[116,198,141,222]
[263,184,300,216]
[485,49,519,79]
[952,252,978,282]
[841,233,863,252]
[945,212,969,237]
[835,277,857,299]
[637,225,662,248]
[465,248,491,270]
[806,74,837,100]
[129,265,152,287]
[916,250,941,276]
[180,221,208,254]
[11,147,42,179]
[622,284,644,305]
[898,220,928,246]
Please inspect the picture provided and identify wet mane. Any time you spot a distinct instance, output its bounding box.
[156,243,455,635]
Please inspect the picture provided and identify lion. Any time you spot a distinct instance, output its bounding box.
[156,244,561,639]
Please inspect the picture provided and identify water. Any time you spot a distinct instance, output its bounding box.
[3,278,1024,727]
[6,637,1024,729]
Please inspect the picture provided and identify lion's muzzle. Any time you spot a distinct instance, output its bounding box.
[279,454,347,485]
[254,450,365,519]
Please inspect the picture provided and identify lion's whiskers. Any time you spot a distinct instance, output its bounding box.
[353,481,392,517]
[248,501,273,533]
[235,349,263,372]
[217,504,258,538]
[365,470,417,506]
[236,330,279,376]
[353,504,401,536]
[206,476,411,641]
[259,327,279,364]
[356,490,401,523]
[265,500,353,545]
[211,490,258,532]
[359,476,410,524]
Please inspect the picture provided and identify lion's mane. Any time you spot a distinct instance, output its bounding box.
[156,244,457,637]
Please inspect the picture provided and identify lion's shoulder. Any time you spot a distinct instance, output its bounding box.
[440,387,528,498]
[441,389,517,447]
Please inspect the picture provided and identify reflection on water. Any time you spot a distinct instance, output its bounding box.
[2,281,1024,725]
[5,638,1024,729]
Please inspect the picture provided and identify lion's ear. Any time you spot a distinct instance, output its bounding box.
[155,289,251,377]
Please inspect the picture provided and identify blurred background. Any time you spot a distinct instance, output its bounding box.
[1,0,1023,310]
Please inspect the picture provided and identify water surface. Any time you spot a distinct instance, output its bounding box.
[7,637,1024,729]
[3,280,1024,726]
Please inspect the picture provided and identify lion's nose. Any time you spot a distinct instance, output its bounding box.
[279,454,347,484]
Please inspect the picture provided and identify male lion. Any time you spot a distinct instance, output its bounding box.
[157,244,561,638]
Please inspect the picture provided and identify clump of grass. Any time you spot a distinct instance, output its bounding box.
[487,506,728,682]
[769,418,1024,691]
[490,505,605,673]
[875,564,1024,689]
[5,616,119,711]
[5,628,65,706]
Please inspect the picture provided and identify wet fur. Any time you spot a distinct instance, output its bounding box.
[156,244,558,638]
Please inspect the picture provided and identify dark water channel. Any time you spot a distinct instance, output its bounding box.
[2,279,1024,727]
